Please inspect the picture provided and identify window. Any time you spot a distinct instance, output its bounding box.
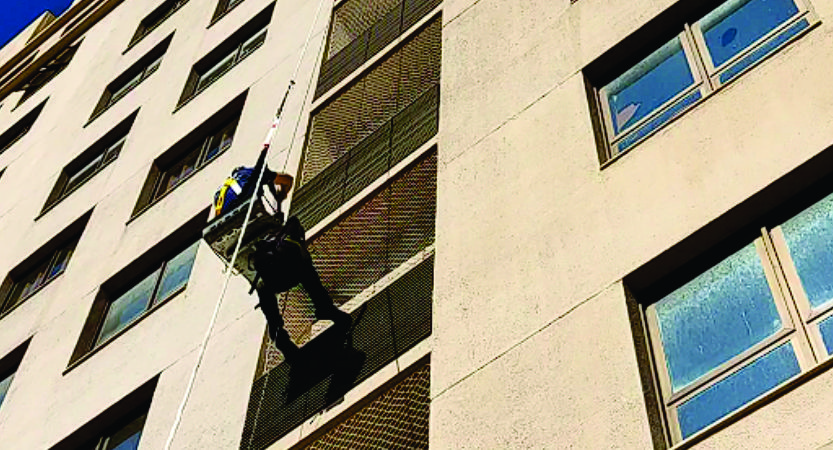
[70,213,205,363]
[641,186,833,442]
[129,0,188,48]
[90,36,171,120]
[0,212,90,315]
[178,4,273,105]
[0,100,46,155]
[0,342,28,412]
[97,240,198,345]
[15,42,79,107]
[42,111,137,214]
[211,0,245,23]
[132,93,244,216]
[587,0,816,161]
[51,378,156,450]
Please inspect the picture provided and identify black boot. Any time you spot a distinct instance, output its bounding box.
[270,325,300,362]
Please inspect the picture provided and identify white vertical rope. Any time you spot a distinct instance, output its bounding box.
[162,0,331,447]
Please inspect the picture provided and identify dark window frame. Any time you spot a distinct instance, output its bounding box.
[0,100,47,155]
[127,0,188,50]
[177,3,273,107]
[0,211,91,317]
[40,110,139,216]
[69,211,207,367]
[210,0,246,25]
[0,341,29,412]
[132,91,246,219]
[89,35,172,123]
[50,377,157,450]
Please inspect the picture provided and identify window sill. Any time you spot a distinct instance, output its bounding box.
[126,147,229,225]
[669,353,833,450]
[63,284,186,375]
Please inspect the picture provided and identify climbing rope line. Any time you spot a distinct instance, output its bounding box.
[162,0,332,447]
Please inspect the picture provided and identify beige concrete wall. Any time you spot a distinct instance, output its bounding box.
[433,0,833,447]
[0,0,330,447]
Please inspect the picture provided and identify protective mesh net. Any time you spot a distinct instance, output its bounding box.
[304,17,441,185]
[327,0,401,59]
[298,361,430,450]
[242,255,433,450]
[317,0,441,98]
[259,151,436,372]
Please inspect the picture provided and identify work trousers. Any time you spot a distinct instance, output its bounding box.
[253,217,343,352]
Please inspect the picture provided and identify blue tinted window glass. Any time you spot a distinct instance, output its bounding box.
[615,89,702,154]
[604,37,695,135]
[0,372,14,408]
[701,0,799,68]
[654,242,782,392]
[105,413,146,450]
[153,241,198,305]
[98,268,160,344]
[718,18,809,84]
[781,192,833,310]
[819,315,833,354]
[677,342,799,438]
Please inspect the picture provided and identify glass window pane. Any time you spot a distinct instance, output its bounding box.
[676,342,799,438]
[652,242,782,392]
[65,154,105,194]
[818,315,833,354]
[196,53,235,92]
[104,413,146,450]
[103,137,126,164]
[8,262,49,307]
[0,372,15,408]
[46,240,77,280]
[603,37,695,135]
[109,73,143,105]
[239,28,267,61]
[97,269,160,344]
[700,0,800,68]
[153,241,198,305]
[156,149,200,198]
[202,119,236,162]
[143,55,163,79]
[780,192,833,310]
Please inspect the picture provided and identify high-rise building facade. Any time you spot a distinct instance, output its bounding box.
[3,0,833,448]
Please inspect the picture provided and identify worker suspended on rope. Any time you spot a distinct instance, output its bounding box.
[213,151,351,362]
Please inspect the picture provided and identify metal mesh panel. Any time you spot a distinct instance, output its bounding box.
[327,0,400,59]
[304,83,366,184]
[308,188,390,305]
[403,0,441,30]
[397,18,441,108]
[241,256,434,450]
[262,151,436,375]
[299,361,430,450]
[303,16,441,187]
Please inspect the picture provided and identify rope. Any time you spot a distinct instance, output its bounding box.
[162,0,331,447]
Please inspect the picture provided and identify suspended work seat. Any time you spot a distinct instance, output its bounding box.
[202,191,283,285]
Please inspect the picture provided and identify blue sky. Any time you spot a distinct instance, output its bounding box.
[0,0,75,48]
